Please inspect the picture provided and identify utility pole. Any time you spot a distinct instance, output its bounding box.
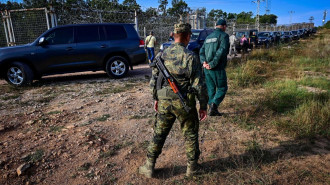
[265,0,271,15]
[252,0,264,31]
[309,16,314,23]
[289,10,294,30]
[323,10,327,26]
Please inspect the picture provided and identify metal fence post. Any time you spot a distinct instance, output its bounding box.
[2,11,10,46]
[49,5,57,28]
[134,10,138,32]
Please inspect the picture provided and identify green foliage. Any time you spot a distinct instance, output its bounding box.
[231,60,272,87]
[263,80,329,113]
[259,14,278,24]
[208,9,227,22]
[236,11,255,23]
[78,162,91,171]
[276,99,330,138]
[299,77,330,91]
[49,125,64,133]
[96,114,110,122]
[323,20,330,29]
[158,0,168,15]
[122,0,141,11]
[167,0,190,16]
[23,149,44,163]
[297,57,329,73]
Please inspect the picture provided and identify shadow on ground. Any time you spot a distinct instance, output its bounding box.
[153,138,330,179]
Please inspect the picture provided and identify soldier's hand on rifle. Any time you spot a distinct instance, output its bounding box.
[154,100,158,112]
[199,109,207,121]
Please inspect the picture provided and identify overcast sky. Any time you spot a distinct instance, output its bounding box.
[131,0,329,26]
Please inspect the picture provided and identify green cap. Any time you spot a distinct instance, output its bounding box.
[174,23,192,34]
[216,19,227,26]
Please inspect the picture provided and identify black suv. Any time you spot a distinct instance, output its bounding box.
[235,29,258,52]
[0,23,146,86]
[257,32,273,48]
[160,29,214,54]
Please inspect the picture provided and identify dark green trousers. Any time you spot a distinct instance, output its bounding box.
[204,68,228,106]
[147,99,200,163]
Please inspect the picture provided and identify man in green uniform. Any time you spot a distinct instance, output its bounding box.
[199,19,229,116]
[139,23,208,178]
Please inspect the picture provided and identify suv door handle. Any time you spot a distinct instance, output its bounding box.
[100,45,107,48]
[66,47,74,51]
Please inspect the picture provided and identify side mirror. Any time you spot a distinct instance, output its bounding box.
[38,37,48,46]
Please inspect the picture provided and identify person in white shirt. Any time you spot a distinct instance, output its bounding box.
[229,32,238,56]
[145,31,157,63]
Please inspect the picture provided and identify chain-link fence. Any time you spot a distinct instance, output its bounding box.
[0,4,315,47]
[1,8,49,47]
[10,8,49,45]
[0,21,7,47]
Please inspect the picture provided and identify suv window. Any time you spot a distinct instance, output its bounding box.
[77,26,100,43]
[104,25,127,40]
[199,30,208,41]
[45,27,74,45]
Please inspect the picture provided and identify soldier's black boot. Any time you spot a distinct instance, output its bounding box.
[209,103,222,116]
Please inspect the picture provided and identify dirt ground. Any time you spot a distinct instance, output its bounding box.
[0,63,329,185]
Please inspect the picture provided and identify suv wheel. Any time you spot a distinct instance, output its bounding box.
[6,62,34,86]
[105,56,129,78]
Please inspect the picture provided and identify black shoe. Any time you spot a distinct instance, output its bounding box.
[209,103,222,116]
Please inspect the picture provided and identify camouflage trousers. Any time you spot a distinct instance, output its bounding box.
[147,99,200,163]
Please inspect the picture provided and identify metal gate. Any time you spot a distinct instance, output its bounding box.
[0,8,54,47]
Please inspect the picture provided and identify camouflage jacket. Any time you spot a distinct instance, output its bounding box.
[150,42,208,110]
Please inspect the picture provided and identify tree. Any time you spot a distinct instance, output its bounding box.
[259,14,277,24]
[0,1,23,10]
[158,0,168,15]
[167,0,190,17]
[122,0,141,11]
[324,20,330,29]
[207,9,227,22]
[145,7,158,17]
[236,11,254,23]
[227,13,237,20]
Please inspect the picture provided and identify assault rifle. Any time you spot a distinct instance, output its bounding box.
[154,56,191,113]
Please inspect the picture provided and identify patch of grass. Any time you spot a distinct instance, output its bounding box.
[230,60,274,87]
[297,57,329,73]
[299,77,330,91]
[263,80,329,113]
[129,114,150,120]
[47,110,62,115]
[0,84,29,93]
[23,149,44,163]
[36,95,56,104]
[85,172,95,179]
[96,83,136,95]
[96,114,110,122]
[139,140,149,150]
[1,94,20,100]
[276,99,330,138]
[78,162,91,171]
[49,125,64,133]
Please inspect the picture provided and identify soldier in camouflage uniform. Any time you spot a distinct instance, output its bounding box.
[200,19,230,116]
[139,23,208,178]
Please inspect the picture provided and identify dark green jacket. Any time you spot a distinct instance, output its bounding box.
[199,28,229,69]
[149,43,208,110]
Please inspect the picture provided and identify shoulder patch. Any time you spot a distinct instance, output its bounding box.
[205,38,218,43]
